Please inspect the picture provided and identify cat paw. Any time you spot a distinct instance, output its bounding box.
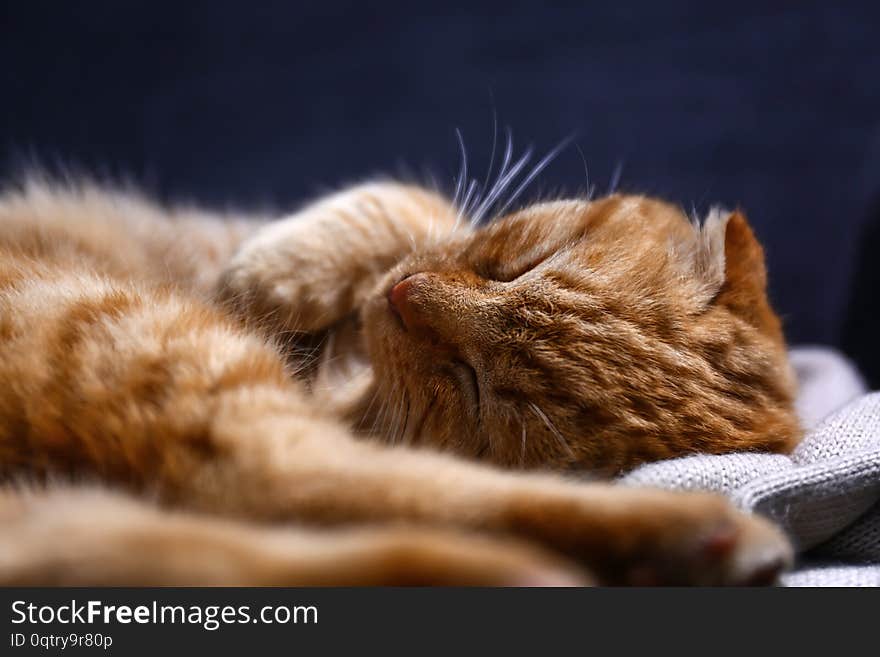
[217,183,454,335]
[218,215,355,334]
[507,486,793,586]
[615,498,792,586]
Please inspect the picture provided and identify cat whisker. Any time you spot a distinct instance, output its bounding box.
[396,222,417,252]
[574,143,595,200]
[399,396,411,444]
[364,385,386,437]
[452,127,467,210]
[471,142,532,225]
[460,179,479,219]
[481,108,499,196]
[285,336,329,376]
[471,127,515,225]
[374,383,394,440]
[383,380,407,445]
[406,394,436,445]
[495,135,574,217]
[608,160,624,195]
[392,393,410,445]
[360,386,382,434]
[496,127,515,187]
[528,402,575,459]
[452,128,470,232]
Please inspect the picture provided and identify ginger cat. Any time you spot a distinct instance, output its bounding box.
[0,177,799,585]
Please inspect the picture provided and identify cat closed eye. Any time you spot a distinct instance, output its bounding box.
[480,254,550,282]
[448,359,481,411]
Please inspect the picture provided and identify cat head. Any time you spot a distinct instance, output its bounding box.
[362,194,800,475]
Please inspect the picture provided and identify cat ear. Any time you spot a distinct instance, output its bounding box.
[716,210,766,304]
[713,210,785,341]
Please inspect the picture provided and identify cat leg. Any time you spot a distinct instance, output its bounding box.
[217,182,460,335]
[0,485,585,586]
[0,267,790,585]
[192,401,793,586]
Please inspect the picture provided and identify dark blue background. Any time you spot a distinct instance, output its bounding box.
[3,1,879,383]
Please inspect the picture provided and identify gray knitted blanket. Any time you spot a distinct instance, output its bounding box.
[619,347,880,587]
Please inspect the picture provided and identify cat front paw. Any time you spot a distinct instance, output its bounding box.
[217,183,453,335]
[218,217,354,334]
[612,498,792,586]
[506,486,792,586]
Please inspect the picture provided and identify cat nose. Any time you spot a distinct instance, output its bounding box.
[388,273,430,332]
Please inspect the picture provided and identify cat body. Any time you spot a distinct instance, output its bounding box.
[0,178,798,585]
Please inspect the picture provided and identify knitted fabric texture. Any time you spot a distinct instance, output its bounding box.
[619,346,880,586]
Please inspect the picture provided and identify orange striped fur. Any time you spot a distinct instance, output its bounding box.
[0,179,797,585]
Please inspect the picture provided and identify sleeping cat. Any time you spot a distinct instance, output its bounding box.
[0,178,800,585]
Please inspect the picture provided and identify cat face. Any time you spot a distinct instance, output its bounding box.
[362,195,800,475]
